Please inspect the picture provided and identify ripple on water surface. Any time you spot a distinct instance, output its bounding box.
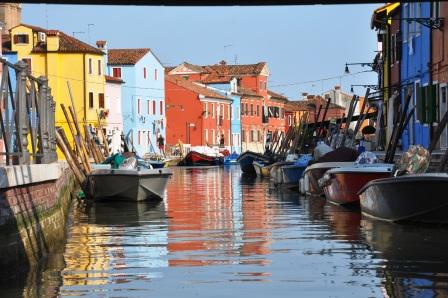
[3,166,448,297]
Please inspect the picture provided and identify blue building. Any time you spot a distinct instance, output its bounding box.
[107,48,165,155]
[400,2,431,149]
[204,78,242,153]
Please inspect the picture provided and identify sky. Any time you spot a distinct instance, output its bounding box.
[23,4,380,99]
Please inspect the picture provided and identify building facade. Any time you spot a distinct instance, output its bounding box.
[107,48,165,156]
[400,2,432,150]
[104,75,124,154]
[165,75,232,149]
[7,24,105,158]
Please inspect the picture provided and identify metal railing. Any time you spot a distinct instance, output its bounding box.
[0,59,57,165]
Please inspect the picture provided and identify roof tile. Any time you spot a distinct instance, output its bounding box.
[166,75,228,100]
[108,48,150,65]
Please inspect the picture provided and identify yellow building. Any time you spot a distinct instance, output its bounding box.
[8,24,106,157]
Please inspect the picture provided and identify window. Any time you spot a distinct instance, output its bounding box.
[204,129,208,143]
[432,1,440,18]
[22,58,32,74]
[143,67,147,79]
[240,103,244,115]
[160,101,163,115]
[245,103,248,115]
[155,69,158,80]
[212,129,215,144]
[212,103,215,118]
[403,3,408,42]
[89,92,94,108]
[258,130,261,142]
[138,98,141,114]
[153,100,156,115]
[13,34,29,44]
[138,130,141,145]
[98,93,105,108]
[88,58,93,74]
[256,105,259,117]
[147,100,151,114]
[259,81,263,90]
[204,102,208,118]
[98,60,102,75]
[112,67,122,78]
[242,130,245,142]
[415,2,421,34]
[250,130,254,142]
[250,104,254,116]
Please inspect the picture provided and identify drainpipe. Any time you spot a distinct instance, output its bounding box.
[83,53,87,123]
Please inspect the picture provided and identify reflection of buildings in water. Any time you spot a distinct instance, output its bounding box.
[62,201,168,287]
[361,219,448,297]
[166,167,273,267]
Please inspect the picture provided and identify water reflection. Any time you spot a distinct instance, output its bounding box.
[4,166,448,297]
[362,219,448,297]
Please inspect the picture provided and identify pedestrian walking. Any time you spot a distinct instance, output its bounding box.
[157,134,165,156]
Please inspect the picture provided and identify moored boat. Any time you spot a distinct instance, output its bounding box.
[178,150,223,166]
[303,161,354,196]
[87,168,173,201]
[320,164,394,206]
[224,152,239,165]
[358,173,448,223]
[237,151,272,174]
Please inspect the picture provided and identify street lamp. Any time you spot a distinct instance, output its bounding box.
[344,62,375,74]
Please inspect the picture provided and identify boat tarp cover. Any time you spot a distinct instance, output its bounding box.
[316,147,360,163]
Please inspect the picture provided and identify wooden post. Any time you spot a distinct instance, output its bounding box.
[57,128,87,177]
[68,105,92,169]
[60,104,91,173]
[55,129,86,185]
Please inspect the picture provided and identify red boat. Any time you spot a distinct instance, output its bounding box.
[178,151,223,166]
[320,164,394,205]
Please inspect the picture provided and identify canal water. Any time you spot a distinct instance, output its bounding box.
[2,166,448,297]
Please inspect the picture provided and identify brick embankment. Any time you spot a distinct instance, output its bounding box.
[0,162,77,282]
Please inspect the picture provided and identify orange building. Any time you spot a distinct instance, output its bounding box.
[165,75,232,148]
[167,60,288,153]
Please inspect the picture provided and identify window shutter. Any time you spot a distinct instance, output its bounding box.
[396,31,402,62]
[427,84,437,123]
[416,85,423,122]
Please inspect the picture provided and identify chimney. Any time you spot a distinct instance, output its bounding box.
[96,40,107,50]
[334,85,341,90]
[46,30,60,51]
[96,40,108,75]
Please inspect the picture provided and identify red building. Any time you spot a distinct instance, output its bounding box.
[165,75,231,148]
[167,61,288,153]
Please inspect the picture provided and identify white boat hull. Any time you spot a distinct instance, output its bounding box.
[88,168,172,201]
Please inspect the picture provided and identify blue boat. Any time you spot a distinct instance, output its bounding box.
[224,151,239,165]
[272,154,312,187]
[237,151,272,174]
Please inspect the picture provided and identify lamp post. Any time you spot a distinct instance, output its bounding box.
[344,62,375,74]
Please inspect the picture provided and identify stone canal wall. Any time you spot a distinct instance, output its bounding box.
[0,162,77,280]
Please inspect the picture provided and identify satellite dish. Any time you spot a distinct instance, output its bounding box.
[361,125,376,135]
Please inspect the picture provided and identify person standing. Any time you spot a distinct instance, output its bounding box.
[157,134,165,156]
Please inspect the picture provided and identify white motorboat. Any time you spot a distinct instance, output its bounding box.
[87,168,172,201]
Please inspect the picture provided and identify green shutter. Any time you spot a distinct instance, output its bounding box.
[427,84,437,123]
[416,85,424,122]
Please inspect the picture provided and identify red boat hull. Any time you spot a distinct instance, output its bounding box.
[324,172,391,205]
